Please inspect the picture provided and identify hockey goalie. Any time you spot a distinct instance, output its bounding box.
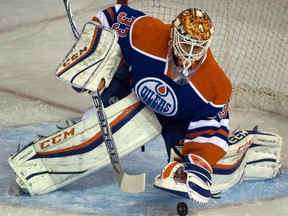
[8,4,282,206]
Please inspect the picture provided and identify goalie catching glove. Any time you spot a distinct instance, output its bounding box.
[55,21,122,92]
[153,154,213,204]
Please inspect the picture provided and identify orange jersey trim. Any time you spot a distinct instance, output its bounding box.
[92,16,101,23]
[186,128,229,140]
[130,16,171,59]
[106,7,115,21]
[192,49,232,105]
[182,142,226,166]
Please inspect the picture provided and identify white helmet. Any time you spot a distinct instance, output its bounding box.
[171,8,214,74]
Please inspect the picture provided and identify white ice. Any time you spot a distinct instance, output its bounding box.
[0,0,287,215]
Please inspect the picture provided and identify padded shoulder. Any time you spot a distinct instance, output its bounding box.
[130,16,171,59]
[192,49,232,105]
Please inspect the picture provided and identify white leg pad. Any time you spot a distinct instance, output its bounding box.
[211,130,252,193]
[8,93,161,195]
[211,130,282,193]
[244,132,282,181]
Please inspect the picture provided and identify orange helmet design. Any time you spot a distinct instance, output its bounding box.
[171,8,214,71]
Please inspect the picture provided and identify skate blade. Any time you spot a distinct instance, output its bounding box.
[11,181,24,196]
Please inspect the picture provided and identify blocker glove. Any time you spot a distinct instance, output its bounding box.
[153,153,214,204]
[184,154,213,204]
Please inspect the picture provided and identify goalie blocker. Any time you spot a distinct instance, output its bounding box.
[8,93,161,195]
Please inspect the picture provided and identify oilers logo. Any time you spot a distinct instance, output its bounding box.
[135,77,178,116]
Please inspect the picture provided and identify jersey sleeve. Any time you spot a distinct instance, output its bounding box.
[182,102,230,167]
[91,4,145,37]
[91,4,145,67]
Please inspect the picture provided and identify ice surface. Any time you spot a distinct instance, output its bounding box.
[0,0,287,215]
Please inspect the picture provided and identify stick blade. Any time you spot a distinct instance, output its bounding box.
[115,172,145,193]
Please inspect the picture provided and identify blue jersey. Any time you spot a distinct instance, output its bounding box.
[93,4,232,165]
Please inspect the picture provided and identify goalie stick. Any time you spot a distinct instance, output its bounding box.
[92,90,145,192]
[63,0,80,40]
[62,0,145,192]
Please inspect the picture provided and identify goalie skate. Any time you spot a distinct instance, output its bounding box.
[10,144,26,196]
[11,180,25,196]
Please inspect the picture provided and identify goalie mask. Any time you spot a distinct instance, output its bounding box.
[170,8,214,79]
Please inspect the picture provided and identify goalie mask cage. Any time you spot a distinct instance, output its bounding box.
[117,0,288,117]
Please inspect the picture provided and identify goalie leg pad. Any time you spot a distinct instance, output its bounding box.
[244,131,282,181]
[8,93,161,195]
[210,130,252,193]
[211,130,282,193]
